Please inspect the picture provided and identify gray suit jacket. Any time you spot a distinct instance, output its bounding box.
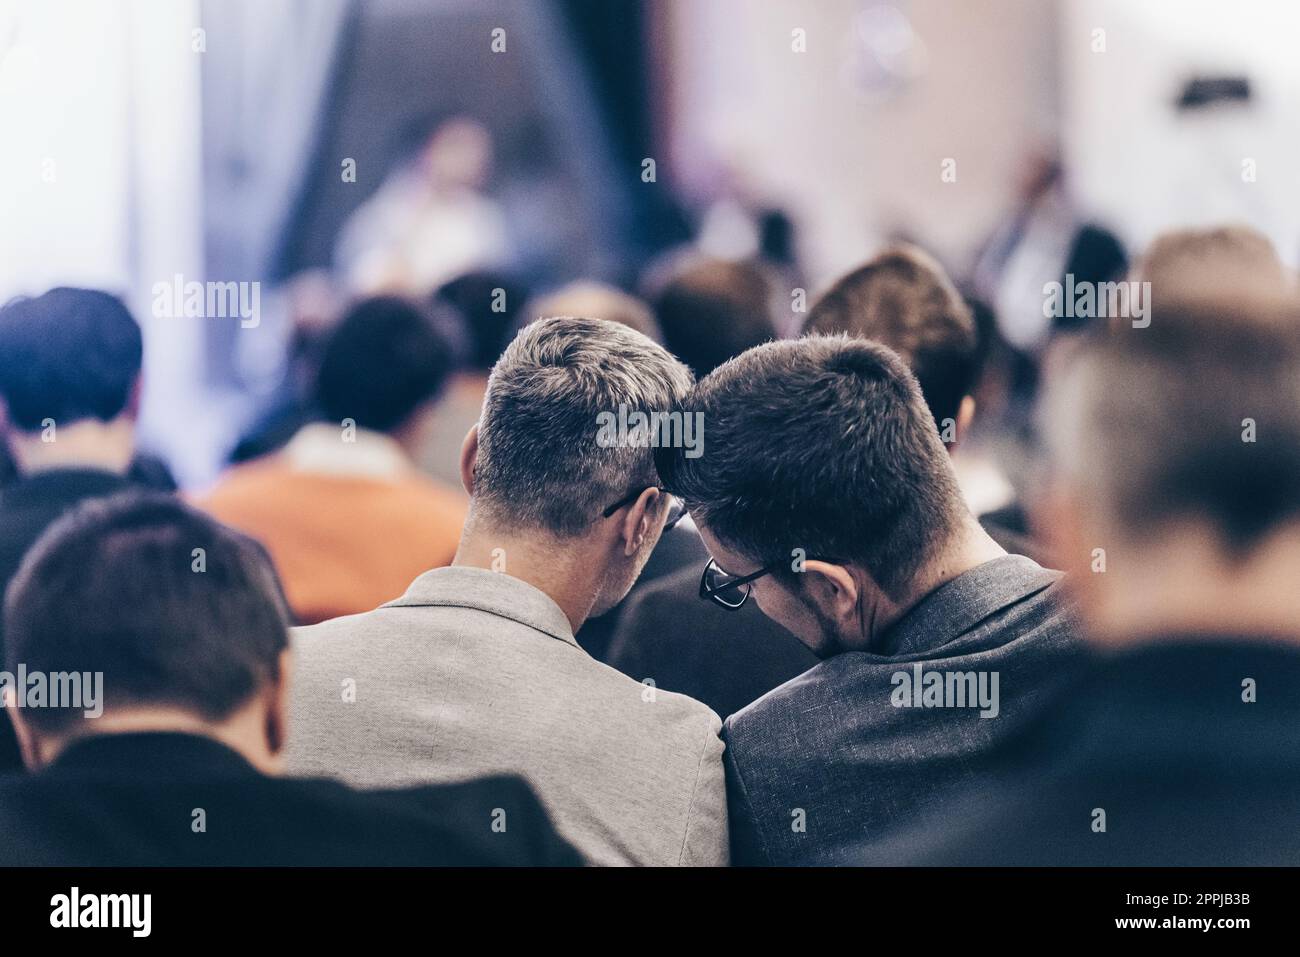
[723,555,1085,865]
[286,566,728,866]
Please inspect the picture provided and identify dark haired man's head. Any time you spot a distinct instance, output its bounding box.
[658,336,998,657]
[1043,293,1300,645]
[314,295,452,449]
[646,256,778,376]
[805,245,979,439]
[3,494,290,772]
[0,288,142,475]
[434,272,528,371]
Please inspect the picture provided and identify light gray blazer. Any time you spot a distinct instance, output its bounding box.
[286,565,728,866]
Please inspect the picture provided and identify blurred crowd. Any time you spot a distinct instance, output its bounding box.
[1,114,1298,866]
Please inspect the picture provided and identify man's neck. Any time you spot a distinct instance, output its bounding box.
[902,519,1009,617]
[1085,529,1300,648]
[452,513,604,633]
[9,419,135,476]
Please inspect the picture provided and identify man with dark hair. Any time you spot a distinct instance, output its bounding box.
[199,296,466,623]
[0,494,579,865]
[288,318,728,865]
[804,244,979,434]
[656,336,1082,865]
[0,288,149,770]
[888,294,1300,865]
[646,255,779,376]
[605,246,1036,717]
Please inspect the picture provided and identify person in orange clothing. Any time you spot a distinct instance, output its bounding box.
[199,296,467,624]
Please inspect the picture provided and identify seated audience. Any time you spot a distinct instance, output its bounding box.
[198,296,466,624]
[656,336,1085,865]
[0,288,152,770]
[286,317,728,865]
[887,292,1300,864]
[0,494,579,865]
[607,245,1044,716]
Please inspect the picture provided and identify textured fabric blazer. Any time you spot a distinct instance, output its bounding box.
[287,565,728,866]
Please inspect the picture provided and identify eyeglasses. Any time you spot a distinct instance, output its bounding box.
[601,487,687,531]
[698,556,778,609]
[698,553,841,610]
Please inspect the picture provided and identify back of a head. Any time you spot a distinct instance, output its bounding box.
[1047,294,1300,557]
[526,281,661,343]
[647,256,778,376]
[657,335,967,598]
[3,494,289,735]
[0,288,142,432]
[805,245,978,427]
[1134,225,1292,303]
[473,317,692,537]
[314,296,452,433]
[434,271,528,372]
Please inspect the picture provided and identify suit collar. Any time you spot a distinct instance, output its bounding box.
[385,565,580,649]
[877,554,1060,657]
[50,731,259,777]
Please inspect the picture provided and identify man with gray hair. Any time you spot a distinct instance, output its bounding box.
[286,317,727,865]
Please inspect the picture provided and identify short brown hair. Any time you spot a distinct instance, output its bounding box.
[657,335,968,598]
[804,244,977,427]
[1134,225,1291,304]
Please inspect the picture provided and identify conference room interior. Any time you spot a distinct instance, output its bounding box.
[1,0,1298,903]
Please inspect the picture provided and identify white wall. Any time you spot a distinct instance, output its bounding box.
[659,0,1061,287]
[0,0,213,482]
[1063,0,1300,265]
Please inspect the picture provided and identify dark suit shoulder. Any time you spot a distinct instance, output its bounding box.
[0,769,580,866]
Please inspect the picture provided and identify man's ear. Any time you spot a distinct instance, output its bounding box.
[459,425,480,496]
[618,486,661,557]
[266,648,292,758]
[798,561,861,625]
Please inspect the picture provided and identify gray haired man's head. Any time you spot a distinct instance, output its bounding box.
[472,316,692,537]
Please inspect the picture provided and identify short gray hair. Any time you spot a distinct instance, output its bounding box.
[473,316,692,536]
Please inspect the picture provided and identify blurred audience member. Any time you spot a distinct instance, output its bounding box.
[336,117,509,296]
[198,297,466,624]
[421,271,529,490]
[892,295,1300,864]
[1132,223,1293,300]
[656,336,1084,865]
[286,318,727,865]
[0,289,153,771]
[525,281,661,342]
[0,494,579,865]
[229,270,344,465]
[645,255,780,376]
[972,150,1128,352]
